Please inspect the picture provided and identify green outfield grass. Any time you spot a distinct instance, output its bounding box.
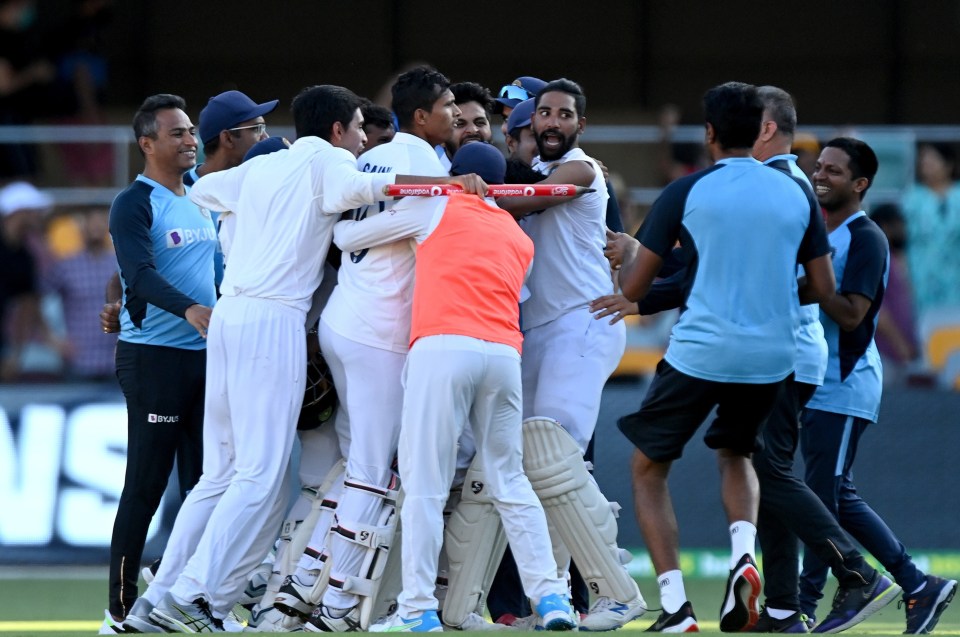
[0,570,957,636]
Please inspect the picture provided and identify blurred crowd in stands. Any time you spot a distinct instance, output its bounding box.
[1,0,114,185]
[4,138,960,389]
[2,0,960,389]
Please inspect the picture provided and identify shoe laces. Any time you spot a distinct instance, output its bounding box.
[193,598,223,630]
[830,585,851,609]
[589,596,618,612]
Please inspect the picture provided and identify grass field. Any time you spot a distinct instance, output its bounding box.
[1,569,957,636]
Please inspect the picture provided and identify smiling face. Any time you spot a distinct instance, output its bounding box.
[531,91,584,162]
[813,146,865,212]
[143,108,198,173]
[448,100,492,155]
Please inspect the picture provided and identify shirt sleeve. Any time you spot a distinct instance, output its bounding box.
[188,163,250,213]
[605,180,624,233]
[318,149,396,214]
[333,197,436,252]
[109,188,198,325]
[841,223,888,302]
[635,177,691,258]
[796,190,831,264]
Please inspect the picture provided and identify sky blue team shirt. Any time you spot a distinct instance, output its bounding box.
[109,174,218,350]
[184,166,224,287]
[637,156,828,384]
[806,211,889,421]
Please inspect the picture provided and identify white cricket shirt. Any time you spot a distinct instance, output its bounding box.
[188,136,395,314]
[321,132,448,353]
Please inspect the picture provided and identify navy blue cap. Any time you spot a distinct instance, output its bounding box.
[493,76,547,114]
[199,90,279,144]
[450,142,506,185]
[506,98,536,138]
[242,136,290,163]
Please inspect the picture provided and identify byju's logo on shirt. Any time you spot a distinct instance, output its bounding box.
[147,413,179,423]
[166,227,217,248]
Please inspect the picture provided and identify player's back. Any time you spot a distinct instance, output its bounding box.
[218,140,335,313]
[321,132,447,353]
[661,157,816,383]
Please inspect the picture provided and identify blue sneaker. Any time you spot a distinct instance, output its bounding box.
[369,610,442,632]
[812,572,901,633]
[535,593,577,631]
[901,575,957,634]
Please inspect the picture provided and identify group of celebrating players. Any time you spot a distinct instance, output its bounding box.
[98,65,956,635]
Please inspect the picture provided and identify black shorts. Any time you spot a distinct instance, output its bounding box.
[617,360,785,462]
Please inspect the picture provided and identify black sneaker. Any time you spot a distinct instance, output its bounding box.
[645,601,700,633]
[749,607,809,633]
[811,571,900,633]
[720,554,762,632]
[901,574,958,634]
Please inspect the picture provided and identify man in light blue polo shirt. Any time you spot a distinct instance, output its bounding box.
[104,93,216,632]
[607,81,834,633]
[799,137,957,634]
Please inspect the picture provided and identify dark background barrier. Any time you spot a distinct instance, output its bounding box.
[0,380,957,565]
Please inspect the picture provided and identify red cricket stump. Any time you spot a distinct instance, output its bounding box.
[382,184,595,197]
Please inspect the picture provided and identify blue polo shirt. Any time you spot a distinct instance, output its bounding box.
[765,154,829,386]
[806,211,889,421]
[109,174,218,350]
[636,156,828,383]
[185,166,224,287]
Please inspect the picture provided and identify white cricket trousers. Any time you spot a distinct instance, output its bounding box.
[521,307,626,453]
[315,323,406,609]
[397,335,567,617]
[168,295,306,616]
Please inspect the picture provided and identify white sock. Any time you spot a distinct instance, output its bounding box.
[658,570,687,614]
[911,580,927,595]
[729,520,757,568]
[766,607,795,620]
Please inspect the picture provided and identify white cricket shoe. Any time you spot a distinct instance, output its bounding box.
[579,595,646,631]
[451,612,512,631]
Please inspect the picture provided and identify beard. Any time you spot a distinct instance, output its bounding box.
[534,128,577,161]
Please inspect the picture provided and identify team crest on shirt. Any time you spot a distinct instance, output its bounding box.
[199,207,211,219]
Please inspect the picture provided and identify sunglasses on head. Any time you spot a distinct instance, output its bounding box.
[498,84,534,102]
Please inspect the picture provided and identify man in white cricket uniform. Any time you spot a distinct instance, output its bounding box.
[334,143,577,633]
[146,85,484,633]
[498,78,645,630]
[293,66,461,631]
